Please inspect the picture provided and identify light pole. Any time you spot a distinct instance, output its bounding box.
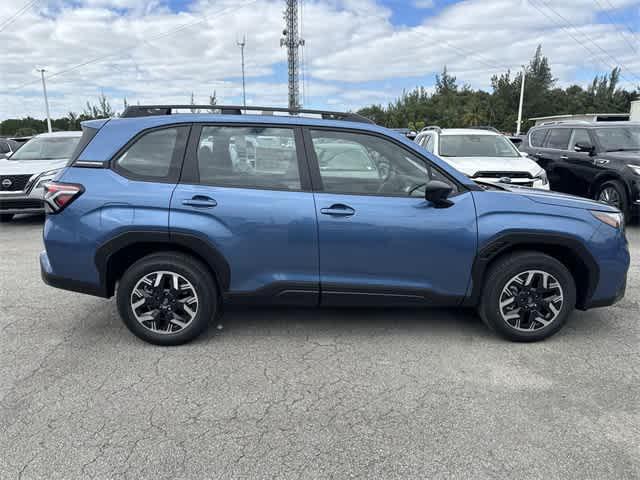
[37,69,52,133]
[237,35,247,108]
[516,64,526,136]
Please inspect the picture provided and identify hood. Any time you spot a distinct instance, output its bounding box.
[498,184,619,212]
[600,150,640,165]
[442,156,541,176]
[0,158,68,175]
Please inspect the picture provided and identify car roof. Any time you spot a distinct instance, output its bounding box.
[530,121,640,129]
[35,131,83,138]
[440,128,500,136]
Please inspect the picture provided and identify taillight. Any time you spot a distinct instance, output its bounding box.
[43,182,84,214]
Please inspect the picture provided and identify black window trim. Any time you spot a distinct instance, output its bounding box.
[180,122,313,193]
[302,125,469,198]
[110,123,191,184]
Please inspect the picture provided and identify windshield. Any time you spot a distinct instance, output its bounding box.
[594,126,640,152]
[9,136,80,160]
[439,134,520,157]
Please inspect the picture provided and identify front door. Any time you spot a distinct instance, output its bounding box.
[170,124,319,304]
[305,128,477,306]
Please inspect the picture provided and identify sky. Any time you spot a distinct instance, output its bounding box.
[0,0,639,120]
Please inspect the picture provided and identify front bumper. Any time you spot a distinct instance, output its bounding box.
[0,186,45,214]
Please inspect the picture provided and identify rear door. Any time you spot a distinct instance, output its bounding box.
[562,128,599,197]
[170,124,319,303]
[304,128,477,306]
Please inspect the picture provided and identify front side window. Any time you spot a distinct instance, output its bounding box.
[116,127,185,180]
[593,126,640,152]
[0,142,9,154]
[310,130,456,197]
[197,126,301,191]
[439,134,519,158]
[570,129,592,150]
[9,136,80,160]
[545,128,571,150]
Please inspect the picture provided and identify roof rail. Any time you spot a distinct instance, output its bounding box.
[120,105,375,124]
[420,125,442,133]
[537,120,592,126]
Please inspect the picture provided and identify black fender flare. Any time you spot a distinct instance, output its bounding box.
[463,230,599,309]
[95,229,231,296]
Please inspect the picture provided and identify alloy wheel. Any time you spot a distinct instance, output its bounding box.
[130,270,199,335]
[499,270,564,332]
[598,187,621,209]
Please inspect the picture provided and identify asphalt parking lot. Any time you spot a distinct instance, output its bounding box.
[0,215,638,480]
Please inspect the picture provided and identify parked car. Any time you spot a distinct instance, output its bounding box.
[520,122,640,219]
[414,127,549,188]
[40,105,629,345]
[0,138,20,159]
[0,131,82,222]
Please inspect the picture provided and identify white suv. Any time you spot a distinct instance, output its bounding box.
[414,127,549,189]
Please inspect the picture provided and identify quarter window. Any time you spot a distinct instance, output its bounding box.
[529,128,548,147]
[116,127,186,180]
[310,130,456,197]
[196,126,301,191]
[545,128,571,150]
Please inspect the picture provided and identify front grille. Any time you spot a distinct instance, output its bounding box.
[0,198,43,210]
[473,171,532,179]
[0,174,32,192]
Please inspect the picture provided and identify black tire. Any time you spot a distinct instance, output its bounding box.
[116,252,218,346]
[595,180,629,219]
[0,214,14,222]
[478,251,576,342]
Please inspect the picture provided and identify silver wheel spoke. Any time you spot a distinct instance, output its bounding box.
[132,298,146,309]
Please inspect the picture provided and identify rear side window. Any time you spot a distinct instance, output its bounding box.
[196,126,301,191]
[0,141,9,154]
[529,128,548,147]
[115,126,188,181]
[545,128,571,150]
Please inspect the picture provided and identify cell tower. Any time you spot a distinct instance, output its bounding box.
[280,0,305,110]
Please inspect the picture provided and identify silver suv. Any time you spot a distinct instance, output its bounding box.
[0,131,82,222]
[415,127,549,189]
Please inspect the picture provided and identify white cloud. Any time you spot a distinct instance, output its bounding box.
[0,0,638,119]
[413,0,435,8]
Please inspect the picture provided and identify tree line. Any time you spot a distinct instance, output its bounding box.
[0,91,218,137]
[357,46,638,133]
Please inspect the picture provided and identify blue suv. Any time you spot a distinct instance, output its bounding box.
[40,105,630,345]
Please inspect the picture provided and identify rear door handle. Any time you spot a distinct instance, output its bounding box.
[560,155,568,160]
[182,195,217,208]
[320,204,355,216]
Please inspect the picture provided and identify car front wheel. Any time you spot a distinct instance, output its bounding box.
[479,252,576,342]
[116,252,218,345]
[596,180,629,219]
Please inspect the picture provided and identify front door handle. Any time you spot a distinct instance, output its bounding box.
[560,155,568,160]
[182,195,217,208]
[320,204,355,216]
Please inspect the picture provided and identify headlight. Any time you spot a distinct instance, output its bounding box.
[591,210,623,230]
[628,164,640,176]
[35,168,62,189]
[534,169,548,185]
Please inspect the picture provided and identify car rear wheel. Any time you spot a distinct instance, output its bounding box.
[0,214,14,222]
[116,252,217,345]
[596,180,629,219]
[478,252,576,342]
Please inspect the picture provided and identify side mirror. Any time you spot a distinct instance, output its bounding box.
[574,143,595,154]
[424,180,454,208]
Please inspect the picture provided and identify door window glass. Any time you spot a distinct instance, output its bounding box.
[545,128,571,150]
[310,130,457,197]
[197,126,301,191]
[570,129,592,150]
[0,142,9,154]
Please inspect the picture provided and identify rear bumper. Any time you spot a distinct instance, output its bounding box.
[40,251,108,298]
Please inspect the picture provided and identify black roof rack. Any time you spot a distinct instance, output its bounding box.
[121,104,375,124]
